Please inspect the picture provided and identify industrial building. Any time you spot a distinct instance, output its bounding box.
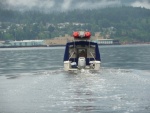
[1,40,45,47]
[96,39,120,45]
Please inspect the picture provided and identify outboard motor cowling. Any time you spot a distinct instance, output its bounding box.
[78,57,86,68]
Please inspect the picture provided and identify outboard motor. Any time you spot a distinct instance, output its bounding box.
[78,57,86,69]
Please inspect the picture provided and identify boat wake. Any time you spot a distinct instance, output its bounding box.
[0,68,150,113]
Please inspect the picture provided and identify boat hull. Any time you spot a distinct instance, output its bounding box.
[64,60,101,71]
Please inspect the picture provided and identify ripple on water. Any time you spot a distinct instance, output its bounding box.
[0,68,150,113]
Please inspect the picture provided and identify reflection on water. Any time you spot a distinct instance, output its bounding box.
[65,72,100,112]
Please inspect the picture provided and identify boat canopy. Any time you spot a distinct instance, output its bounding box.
[63,41,101,62]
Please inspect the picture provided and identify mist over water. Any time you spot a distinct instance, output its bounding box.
[1,0,150,12]
[0,44,150,113]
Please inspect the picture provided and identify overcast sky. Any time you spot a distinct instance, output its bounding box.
[1,0,150,12]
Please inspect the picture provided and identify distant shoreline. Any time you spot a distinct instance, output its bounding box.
[0,45,65,48]
[0,43,150,48]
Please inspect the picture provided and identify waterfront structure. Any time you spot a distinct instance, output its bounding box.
[96,39,120,45]
[1,40,45,47]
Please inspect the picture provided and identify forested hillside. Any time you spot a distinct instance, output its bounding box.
[0,6,150,42]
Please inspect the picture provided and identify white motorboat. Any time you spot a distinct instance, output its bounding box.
[63,31,101,71]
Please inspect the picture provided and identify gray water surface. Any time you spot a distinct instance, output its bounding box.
[0,45,150,113]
